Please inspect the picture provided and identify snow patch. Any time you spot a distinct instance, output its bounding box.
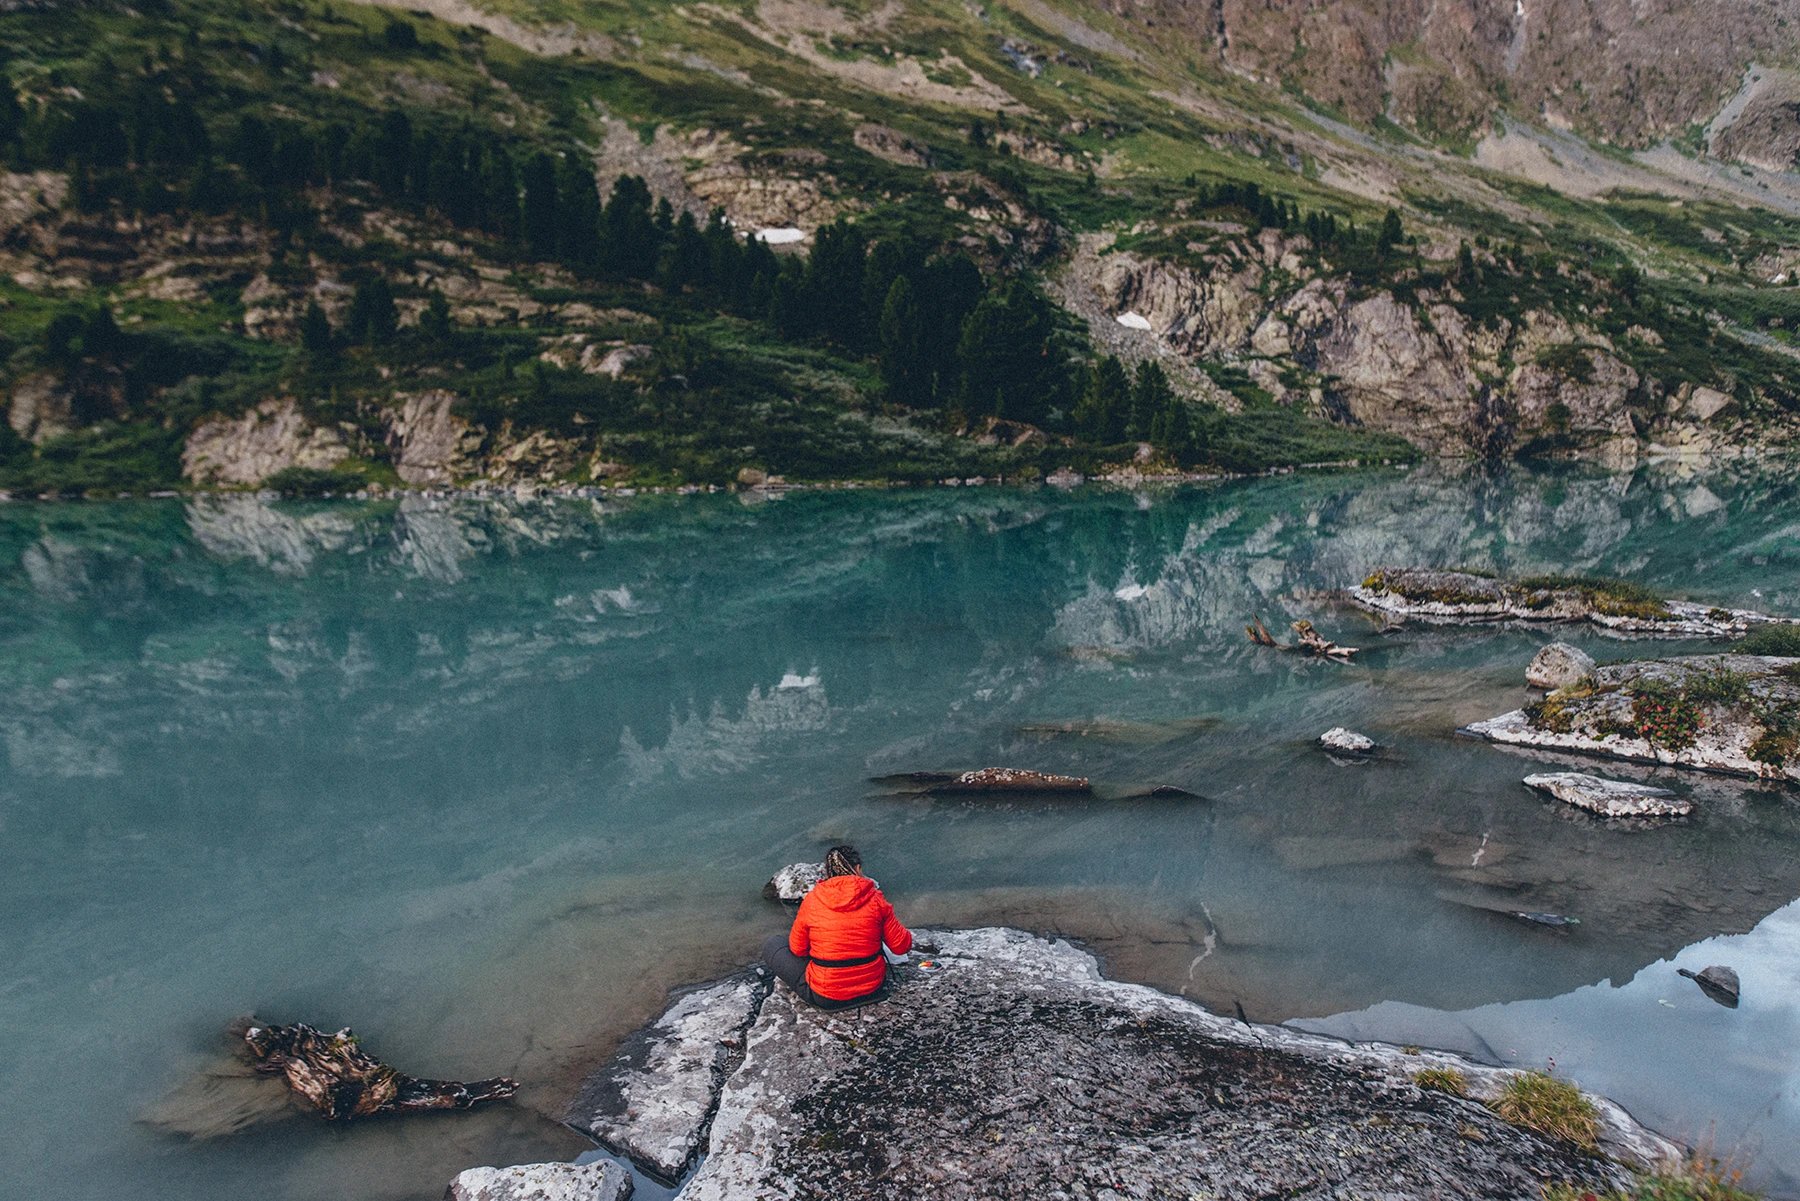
[1114,311,1153,331]
[755,227,807,245]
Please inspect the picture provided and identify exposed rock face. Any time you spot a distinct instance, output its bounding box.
[446,1161,632,1201]
[566,974,767,1182]
[1524,771,1692,818]
[7,371,74,445]
[1117,0,1800,168]
[762,862,824,903]
[182,399,351,486]
[1528,642,1598,689]
[385,391,481,486]
[1354,567,1794,637]
[1467,654,1800,784]
[579,928,1672,1201]
[932,767,1092,794]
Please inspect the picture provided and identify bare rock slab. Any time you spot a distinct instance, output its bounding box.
[1528,642,1598,690]
[446,1161,632,1201]
[565,973,767,1182]
[607,928,1674,1200]
[1525,771,1692,817]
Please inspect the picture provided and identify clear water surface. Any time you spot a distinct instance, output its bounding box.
[4,462,1800,1200]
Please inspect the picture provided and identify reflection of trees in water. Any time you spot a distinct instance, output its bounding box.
[0,462,1797,776]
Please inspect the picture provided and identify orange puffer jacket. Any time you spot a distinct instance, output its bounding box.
[789,874,913,1000]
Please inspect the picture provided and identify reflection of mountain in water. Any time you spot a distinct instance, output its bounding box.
[1298,899,1800,1196]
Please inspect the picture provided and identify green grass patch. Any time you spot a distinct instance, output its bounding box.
[1487,1071,1598,1150]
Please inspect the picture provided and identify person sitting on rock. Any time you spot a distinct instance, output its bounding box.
[761,845,913,1009]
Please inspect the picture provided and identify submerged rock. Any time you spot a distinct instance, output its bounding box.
[1524,771,1692,818]
[1465,654,1800,784]
[580,928,1673,1200]
[1529,642,1599,690]
[762,862,824,904]
[1678,964,1741,1008]
[446,1161,632,1201]
[566,973,767,1182]
[876,767,1093,795]
[1353,567,1793,637]
[1319,726,1376,755]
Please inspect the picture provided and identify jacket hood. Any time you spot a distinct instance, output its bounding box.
[811,874,877,911]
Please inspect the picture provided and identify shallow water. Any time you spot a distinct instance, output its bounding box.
[3,462,1800,1200]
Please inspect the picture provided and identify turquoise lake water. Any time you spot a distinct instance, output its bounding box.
[3,463,1800,1200]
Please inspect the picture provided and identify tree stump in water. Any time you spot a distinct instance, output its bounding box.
[244,1022,518,1120]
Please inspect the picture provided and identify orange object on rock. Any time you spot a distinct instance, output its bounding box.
[789,875,913,1001]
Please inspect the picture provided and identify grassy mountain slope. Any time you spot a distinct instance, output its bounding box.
[1,0,1797,494]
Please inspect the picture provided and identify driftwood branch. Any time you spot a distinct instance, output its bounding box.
[244,1022,518,1121]
[1245,617,1358,661]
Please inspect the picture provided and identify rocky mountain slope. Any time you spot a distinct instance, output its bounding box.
[2,0,1798,493]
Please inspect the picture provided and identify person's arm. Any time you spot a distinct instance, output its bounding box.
[879,897,913,956]
[788,897,812,958]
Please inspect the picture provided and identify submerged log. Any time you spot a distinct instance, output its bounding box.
[1245,616,1358,660]
[929,767,1092,794]
[243,1021,518,1121]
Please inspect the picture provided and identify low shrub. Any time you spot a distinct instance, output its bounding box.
[1489,1070,1598,1150]
[1734,625,1800,657]
[1544,1156,1762,1201]
[1518,574,1669,620]
[1629,681,1706,751]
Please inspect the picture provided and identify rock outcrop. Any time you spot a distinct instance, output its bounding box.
[1524,771,1692,818]
[385,391,482,486]
[446,1161,632,1201]
[1319,726,1376,755]
[1466,654,1800,784]
[1354,567,1794,637]
[1528,642,1598,690]
[559,928,1675,1200]
[181,399,352,487]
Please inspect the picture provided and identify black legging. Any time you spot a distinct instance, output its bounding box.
[761,933,886,1010]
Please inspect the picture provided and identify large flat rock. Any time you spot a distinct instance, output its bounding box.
[565,973,767,1182]
[587,928,1677,1199]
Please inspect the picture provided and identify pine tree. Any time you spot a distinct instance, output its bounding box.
[1128,360,1174,440]
[878,274,928,408]
[1073,356,1130,441]
[1377,208,1405,255]
[520,151,559,257]
[419,292,452,343]
[954,281,1062,425]
[299,300,334,352]
[345,276,397,345]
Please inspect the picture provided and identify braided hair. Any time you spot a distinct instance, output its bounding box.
[823,845,862,878]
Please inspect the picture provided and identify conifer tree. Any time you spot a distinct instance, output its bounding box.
[878,275,928,407]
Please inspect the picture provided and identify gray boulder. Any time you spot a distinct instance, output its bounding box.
[762,861,824,903]
[1527,642,1597,690]
[445,1160,631,1201]
[1524,772,1692,817]
[1678,964,1741,1008]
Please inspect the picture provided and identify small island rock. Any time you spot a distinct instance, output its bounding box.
[1528,642,1598,690]
[446,1161,632,1201]
[1524,772,1692,818]
[1678,964,1741,1008]
[1320,727,1376,755]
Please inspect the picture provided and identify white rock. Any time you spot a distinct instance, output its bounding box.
[1524,772,1692,817]
[1319,727,1376,754]
[446,1160,632,1201]
[1526,642,1597,689]
[763,861,824,902]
